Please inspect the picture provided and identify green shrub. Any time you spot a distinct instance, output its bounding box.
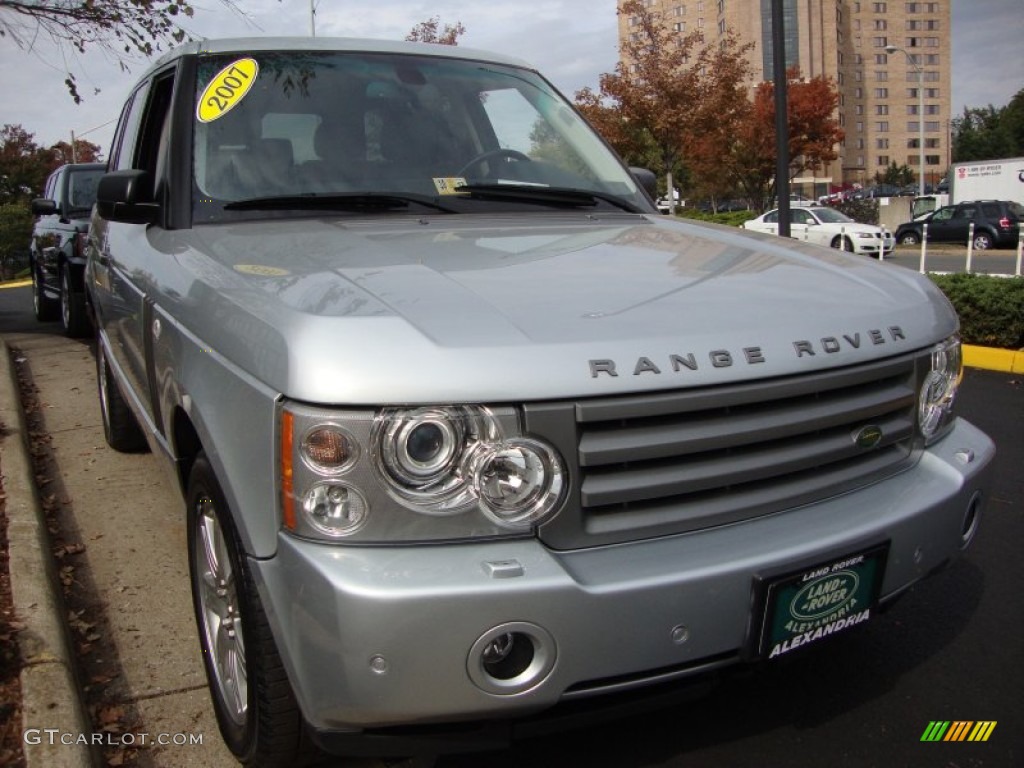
[929,273,1024,350]
[675,208,758,227]
[831,198,879,225]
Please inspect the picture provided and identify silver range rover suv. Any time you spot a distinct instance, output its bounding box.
[86,37,995,765]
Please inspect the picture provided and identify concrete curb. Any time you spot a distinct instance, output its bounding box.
[963,344,1024,374]
[0,339,95,768]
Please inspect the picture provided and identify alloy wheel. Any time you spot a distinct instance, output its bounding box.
[194,496,248,727]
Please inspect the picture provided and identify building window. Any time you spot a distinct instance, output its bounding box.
[877,138,889,149]
[874,54,888,64]
[876,121,889,132]
[873,20,887,30]
[907,105,919,115]
[925,121,940,132]
[926,154,941,165]
[877,156,890,167]
[875,71,888,81]
[674,21,687,31]
[874,87,889,98]
[675,5,686,16]
[718,19,726,34]
[872,36,888,47]
[877,104,889,115]
[718,0,725,13]
[873,2,887,12]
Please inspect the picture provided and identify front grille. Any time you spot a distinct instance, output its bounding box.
[533,352,925,550]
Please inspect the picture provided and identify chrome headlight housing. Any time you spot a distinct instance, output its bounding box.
[918,335,962,444]
[280,403,566,543]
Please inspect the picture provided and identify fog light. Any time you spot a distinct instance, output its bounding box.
[302,482,367,537]
[476,439,564,527]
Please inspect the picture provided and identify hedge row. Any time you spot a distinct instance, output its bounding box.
[929,273,1024,350]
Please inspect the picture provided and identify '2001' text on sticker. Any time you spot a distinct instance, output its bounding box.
[197,58,259,123]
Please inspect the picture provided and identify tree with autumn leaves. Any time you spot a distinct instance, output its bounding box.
[577,0,752,210]
[577,0,844,211]
[720,71,844,210]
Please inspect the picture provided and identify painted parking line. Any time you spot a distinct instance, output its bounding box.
[0,279,31,289]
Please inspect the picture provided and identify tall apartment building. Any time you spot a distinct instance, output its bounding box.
[617,0,952,195]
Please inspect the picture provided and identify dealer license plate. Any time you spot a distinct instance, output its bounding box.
[753,544,889,660]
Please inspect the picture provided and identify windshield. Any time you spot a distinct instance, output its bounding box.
[812,208,854,224]
[192,51,645,221]
[67,169,104,213]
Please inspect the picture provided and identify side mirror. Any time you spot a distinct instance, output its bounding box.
[31,198,57,216]
[96,170,159,224]
[629,167,658,202]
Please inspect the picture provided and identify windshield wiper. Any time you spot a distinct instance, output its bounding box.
[456,184,644,213]
[223,192,458,213]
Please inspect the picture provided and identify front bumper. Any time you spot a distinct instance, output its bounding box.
[251,418,993,736]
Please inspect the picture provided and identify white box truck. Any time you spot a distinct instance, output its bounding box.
[950,156,1024,205]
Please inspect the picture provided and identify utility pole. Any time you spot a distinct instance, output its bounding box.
[772,0,791,238]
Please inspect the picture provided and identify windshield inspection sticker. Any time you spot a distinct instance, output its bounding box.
[433,177,467,195]
[753,544,888,659]
[233,264,290,277]
[197,58,259,123]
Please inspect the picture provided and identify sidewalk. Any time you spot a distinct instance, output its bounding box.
[1,338,93,768]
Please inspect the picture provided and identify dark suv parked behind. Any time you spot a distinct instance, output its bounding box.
[894,199,1024,250]
[30,162,105,336]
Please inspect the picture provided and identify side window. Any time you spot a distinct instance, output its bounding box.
[110,84,149,172]
[980,203,1000,218]
[764,211,779,224]
[43,171,59,201]
[791,209,811,225]
[932,207,953,222]
[956,205,976,220]
[134,73,176,188]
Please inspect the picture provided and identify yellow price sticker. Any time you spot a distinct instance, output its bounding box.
[197,58,259,123]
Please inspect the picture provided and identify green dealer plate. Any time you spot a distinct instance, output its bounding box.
[754,543,889,660]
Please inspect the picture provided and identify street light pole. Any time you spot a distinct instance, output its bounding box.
[886,44,925,197]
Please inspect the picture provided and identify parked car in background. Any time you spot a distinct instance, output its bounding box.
[853,184,901,200]
[30,162,105,336]
[743,206,894,256]
[894,200,1024,249]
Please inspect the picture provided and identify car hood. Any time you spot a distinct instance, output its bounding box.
[151,213,955,403]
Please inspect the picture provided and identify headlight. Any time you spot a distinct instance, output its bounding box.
[918,335,962,443]
[374,406,495,512]
[280,403,566,543]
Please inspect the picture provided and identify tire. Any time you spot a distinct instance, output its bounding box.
[830,235,855,252]
[60,265,91,338]
[32,260,59,322]
[96,340,149,453]
[972,232,994,250]
[187,453,317,767]
[898,231,919,246]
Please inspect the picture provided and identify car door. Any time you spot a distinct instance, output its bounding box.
[91,72,176,436]
[928,204,975,243]
[789,208,818,245]
[33,170,63,289]
[922,205,956,242]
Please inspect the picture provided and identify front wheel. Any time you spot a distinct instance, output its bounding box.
[187,454,316,767]
[898,231,920,246]
[972,232,994,250]
[830,235,855,252]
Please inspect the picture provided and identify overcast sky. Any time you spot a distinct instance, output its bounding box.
[0,0,1021,156]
